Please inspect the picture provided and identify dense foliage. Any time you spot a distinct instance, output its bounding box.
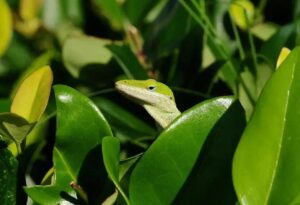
[1,0,300,204]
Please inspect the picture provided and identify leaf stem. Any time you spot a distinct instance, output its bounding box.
[245,10,259,76]
[179,0,256,105]
[229,14,245,60]
[257,0,268,15]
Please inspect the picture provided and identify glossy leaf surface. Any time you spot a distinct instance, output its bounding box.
[0,0,12,56]
[0,144,18,205]
[63,36,112,78]
[173,100,245,204]
[233,47,300,204]
[130,97,235,205]
[11,66,53,123]
[25,85,113,204]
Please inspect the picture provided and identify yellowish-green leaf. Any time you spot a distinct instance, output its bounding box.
[19,0,43,21]
[0,0,13,56]
[229,0,255,30]
[276,47,291,69]
[11,66,53,123]
[251,22,278,41]
[15,18,41,37]
[16,0,43,36]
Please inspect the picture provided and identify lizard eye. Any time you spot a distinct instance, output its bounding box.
[147,85,156,91]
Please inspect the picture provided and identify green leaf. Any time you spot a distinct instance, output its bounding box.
[173,100,246,204]
[0,98,11,113]
[19,0,42,21]
[129,96,235,205]
[92,0,124,30]
[0,0,12,56]
[0,143,18,205]
[106,44,148,79]
[233,46,300,204]
[250,22,278,41]
[92,97,156,140]
[144,1,192,60]
[63,36,112,78]
[3,34,34,72]
[25,85,113,205]
[42,0,84,30]
[11,66,53,123]
[102,136,129,204]
[0,113,33,143]
[261,23,295,66]
[11,50,55,98]
[229,0,255,30]
[123,0,160,26]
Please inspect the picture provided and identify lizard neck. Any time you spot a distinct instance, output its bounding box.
[143,104,181,128]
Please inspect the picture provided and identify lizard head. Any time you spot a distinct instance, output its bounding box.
[115,79,175,106]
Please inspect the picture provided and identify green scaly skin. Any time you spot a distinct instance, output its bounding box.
[115,79,181,128]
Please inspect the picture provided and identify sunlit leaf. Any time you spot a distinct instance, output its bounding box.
[229,0,255,30]
[25,85,113,204]
[276,47,291,68]
[63,36,112,78]
[10,66,53,123]
[130,97,235,205]
[251,22,278,41]
[19,0,43,21]
[11,50,55,98]
[233,46,300,204]
[42,0,84,30]
[0,0,12,56]
[173,101,245,204]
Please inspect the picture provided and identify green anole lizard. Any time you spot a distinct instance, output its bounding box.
[115,79,181,128]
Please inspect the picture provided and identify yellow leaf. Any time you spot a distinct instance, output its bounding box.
[0,0,13,56]
[276,47,291,69]
[19,0,43,21]
[15,18,41,37]
[229,0,255,30]
[11,66,53,123]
